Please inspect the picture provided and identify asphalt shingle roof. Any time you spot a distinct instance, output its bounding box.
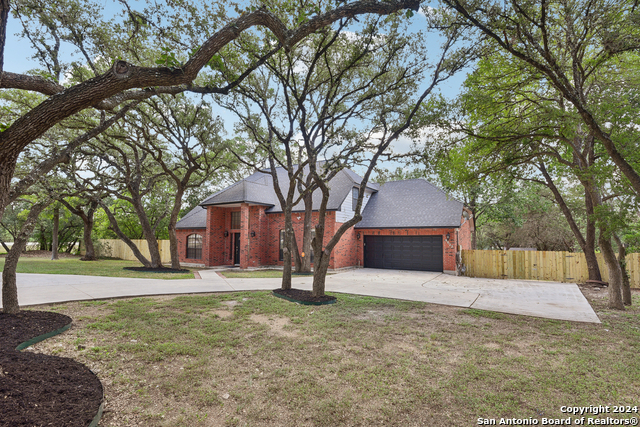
[354,179,463,228]
[197,166,376,213]
[175,204,207,229]
[176,170,462,230]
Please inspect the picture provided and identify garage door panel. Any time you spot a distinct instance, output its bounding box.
[363,235,443,272]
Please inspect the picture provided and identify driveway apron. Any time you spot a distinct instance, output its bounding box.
[2,269,599,323]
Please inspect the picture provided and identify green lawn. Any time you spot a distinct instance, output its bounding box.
[0,257,195,280]
[33,290,640,426]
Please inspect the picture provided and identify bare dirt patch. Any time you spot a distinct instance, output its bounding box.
[221,300,240,307]
[211,309,233,319]
[578,283,610,302]
[249,314,298,338]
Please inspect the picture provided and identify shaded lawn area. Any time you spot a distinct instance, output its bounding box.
[0,257,195,280]
[30,290,640,426]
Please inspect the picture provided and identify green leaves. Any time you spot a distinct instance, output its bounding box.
[207,54,225,72]
[155,47,182,69]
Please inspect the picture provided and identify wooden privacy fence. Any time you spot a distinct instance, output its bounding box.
[86,239,172,264]
[461,250,640,288]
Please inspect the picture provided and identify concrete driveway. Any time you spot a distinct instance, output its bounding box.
[2,268,600,323]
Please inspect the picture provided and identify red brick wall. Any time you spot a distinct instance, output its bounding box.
[199,206,233,266]
[265,211,340,268]
[177,228,206,264]
[355,228,458,272]
[183,205,469,272]
[245,205,269,267]
[457,208,474,251]
[331,224,358,269]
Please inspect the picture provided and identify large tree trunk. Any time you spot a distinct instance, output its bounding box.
[81,214,97,261]
[2,201,49,314]
[81,201,98,260]
[0,0,10,76]
[599,232,624,310]
[299,193,313,273]
[38,224,46,250]
[167,188,185,270]
[60,199,99,261]
[471,227,477,250]
[51,206,59,260]
[540,163,602,281]
[292,178,314,273]
[100,204,153,267]
[292,194,314,274]
[311,221,327,297]
[0,151,18,222]
[469,196,478,250]
[281,206,293,290]
[310,177,331,297]
[583,190,602,281]
[292,232,303,272]
[130,199,163,268]
[614,235,632,306]
[312,248,331,297]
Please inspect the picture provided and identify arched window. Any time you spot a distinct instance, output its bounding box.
[186,234,203,259]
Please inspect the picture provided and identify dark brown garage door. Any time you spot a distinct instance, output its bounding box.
[363,235,443,272]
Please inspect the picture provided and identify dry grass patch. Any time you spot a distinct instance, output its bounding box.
[27,290,640,427]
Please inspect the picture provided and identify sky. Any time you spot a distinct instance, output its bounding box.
[4,0,471,178]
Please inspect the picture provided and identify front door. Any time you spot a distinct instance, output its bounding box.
[233,233,241,265]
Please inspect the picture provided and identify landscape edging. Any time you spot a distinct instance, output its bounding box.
[15,319,105,427]
[15,322,71,351]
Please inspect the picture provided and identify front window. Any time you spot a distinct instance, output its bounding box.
[231,211,241,229]
[186,234,203,259]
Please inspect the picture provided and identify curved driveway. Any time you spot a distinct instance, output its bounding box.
[2,269,600,323]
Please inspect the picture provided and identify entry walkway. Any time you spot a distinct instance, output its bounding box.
[2,269,600,323]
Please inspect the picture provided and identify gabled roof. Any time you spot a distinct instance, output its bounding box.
[175,204,207,229]
[176,169,462,230]
[198,165,377,213]
[354,179,463,229]
[199,175,277,207]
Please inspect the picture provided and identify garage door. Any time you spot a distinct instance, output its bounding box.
[363,235,443,272]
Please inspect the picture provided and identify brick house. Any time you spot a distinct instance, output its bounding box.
[176,167,474,274]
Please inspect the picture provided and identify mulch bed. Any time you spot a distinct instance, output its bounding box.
[0,310,103,427]
[273,288,337,305]
[122,266,190,273]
